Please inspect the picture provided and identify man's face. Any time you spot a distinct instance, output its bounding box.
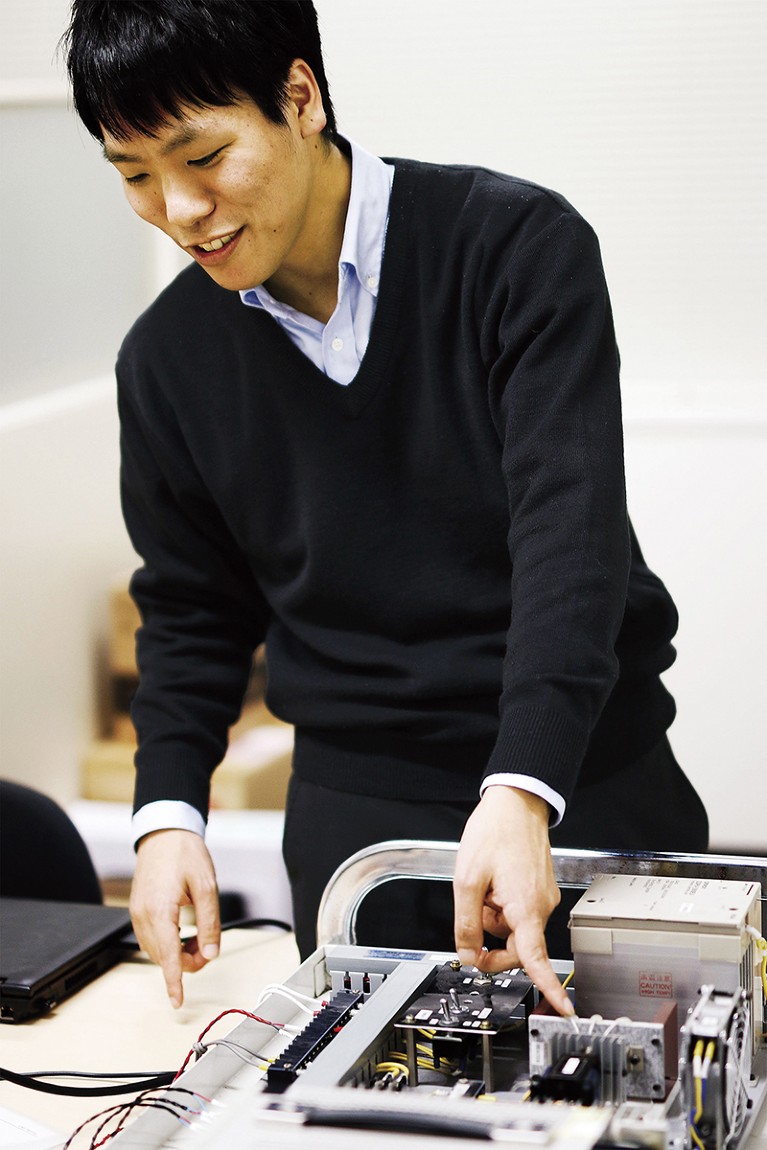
[101,96,319,293]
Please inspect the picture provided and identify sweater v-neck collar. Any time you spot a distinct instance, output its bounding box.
[248,158,419,419]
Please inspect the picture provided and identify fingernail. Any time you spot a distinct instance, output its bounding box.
[202,943,219,960]
[170,995,181,1009]
[561,998,575,1017]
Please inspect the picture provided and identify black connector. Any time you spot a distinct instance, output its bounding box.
[530,1050,600,1106]
[266,991,362,1092]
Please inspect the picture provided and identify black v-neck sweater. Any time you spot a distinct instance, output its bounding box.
[117,158,677,823]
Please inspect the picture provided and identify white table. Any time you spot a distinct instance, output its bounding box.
[0,928,299,1144]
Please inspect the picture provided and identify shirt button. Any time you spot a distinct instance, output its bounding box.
[366,275,379,289]
[331,337,344,352]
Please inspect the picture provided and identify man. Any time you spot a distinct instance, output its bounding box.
[64,0,708,1016]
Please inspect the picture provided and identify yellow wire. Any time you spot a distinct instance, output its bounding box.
[561,969,575,990]
[690,1126,706,1150]
[692,1038,705,1124]
[375,1062,409,1078]
[749,933,767,1000]
[386,1050,451,1071]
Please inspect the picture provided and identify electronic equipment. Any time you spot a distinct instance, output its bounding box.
[679,985,753,1150]
[0,897,132,1023]
[569,873,763,1050]
[83,847,767,1149]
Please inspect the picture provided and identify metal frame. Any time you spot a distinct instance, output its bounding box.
[316,839,767,947]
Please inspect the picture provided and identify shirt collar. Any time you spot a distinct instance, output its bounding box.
[239,138,394,317]
[337,137,394,300]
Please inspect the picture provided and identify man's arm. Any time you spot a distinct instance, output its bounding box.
[116,353,269,1002]
[453,209,631,1010]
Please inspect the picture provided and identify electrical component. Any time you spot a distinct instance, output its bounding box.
[569,874,763,1051]
[393,961,533,1091]
[529,1049,601,1105]
[680,985,752,1150]
[394,961,532,1031]
[528,1007,676,1104]
[266,990,362,1092]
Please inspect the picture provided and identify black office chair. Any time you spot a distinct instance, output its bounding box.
[0,779,103,904]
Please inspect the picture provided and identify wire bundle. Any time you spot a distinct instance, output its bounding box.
[689,1038,716,1150]
[62,1087,217,1149]
[174,1007,285,1077]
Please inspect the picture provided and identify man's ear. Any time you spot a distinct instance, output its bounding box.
[286,58,327,138]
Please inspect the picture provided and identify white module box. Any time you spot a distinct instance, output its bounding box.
[569,874,762,1046]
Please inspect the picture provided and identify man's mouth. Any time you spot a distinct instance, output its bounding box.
[196,231,238,253]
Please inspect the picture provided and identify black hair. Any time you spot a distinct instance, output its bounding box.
[63,0,336,143]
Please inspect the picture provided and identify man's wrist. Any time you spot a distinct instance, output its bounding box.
[479,773,566,826]
[132,800,206,849]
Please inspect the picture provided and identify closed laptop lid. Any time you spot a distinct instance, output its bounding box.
[0,897,132,1022]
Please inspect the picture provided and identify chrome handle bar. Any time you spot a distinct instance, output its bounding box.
[316,839,767,947]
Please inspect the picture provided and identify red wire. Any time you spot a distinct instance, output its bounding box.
[175,1008,283,1078]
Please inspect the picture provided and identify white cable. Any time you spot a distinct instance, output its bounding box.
[204,1038,272,1071]
[601,1016,631,1038]
[587,1014,603,1035]
[254,983,323,1016]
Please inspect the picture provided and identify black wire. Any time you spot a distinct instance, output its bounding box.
[10,1069,173,1081]
[0,1065,175,1097]
[594,1141,647,1150]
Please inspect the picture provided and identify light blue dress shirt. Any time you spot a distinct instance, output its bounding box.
[132,139,565,847]
[240,138,393,385]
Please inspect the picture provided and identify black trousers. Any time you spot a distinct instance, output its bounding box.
[282,735,709,961]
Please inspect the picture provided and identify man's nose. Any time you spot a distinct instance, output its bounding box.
[163,176,214,229]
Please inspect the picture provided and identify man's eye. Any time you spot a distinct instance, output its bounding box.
[189,148,223,168]
[125,172,148,186]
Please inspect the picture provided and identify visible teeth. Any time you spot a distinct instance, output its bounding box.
[199,233,235,252]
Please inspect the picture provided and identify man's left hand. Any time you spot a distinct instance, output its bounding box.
[453,785,574,1016]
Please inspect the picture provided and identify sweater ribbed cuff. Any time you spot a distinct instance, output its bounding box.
[483,704,589,807]
[133,742,214,824]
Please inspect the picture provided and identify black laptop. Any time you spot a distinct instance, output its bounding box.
[0,897,133,1022]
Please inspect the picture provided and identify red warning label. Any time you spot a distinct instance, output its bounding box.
[638,970,673,997]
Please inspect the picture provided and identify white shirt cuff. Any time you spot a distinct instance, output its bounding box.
[132,800,206,848]
[479,773,566,827]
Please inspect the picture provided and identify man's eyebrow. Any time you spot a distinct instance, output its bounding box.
[102,123,207,165]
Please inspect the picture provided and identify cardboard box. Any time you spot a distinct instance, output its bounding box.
[103,583,267,741]
[82,711,293,811]
[108,584,141,676]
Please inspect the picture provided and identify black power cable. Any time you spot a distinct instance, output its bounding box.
[0,1065,174,1096]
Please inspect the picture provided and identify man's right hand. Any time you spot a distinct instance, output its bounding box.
[130,828,221,1009]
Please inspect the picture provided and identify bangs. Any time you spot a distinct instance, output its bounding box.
[89,71,248,142]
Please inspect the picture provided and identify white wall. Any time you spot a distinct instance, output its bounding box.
[0,1,765,851]
[0,382,137,801]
